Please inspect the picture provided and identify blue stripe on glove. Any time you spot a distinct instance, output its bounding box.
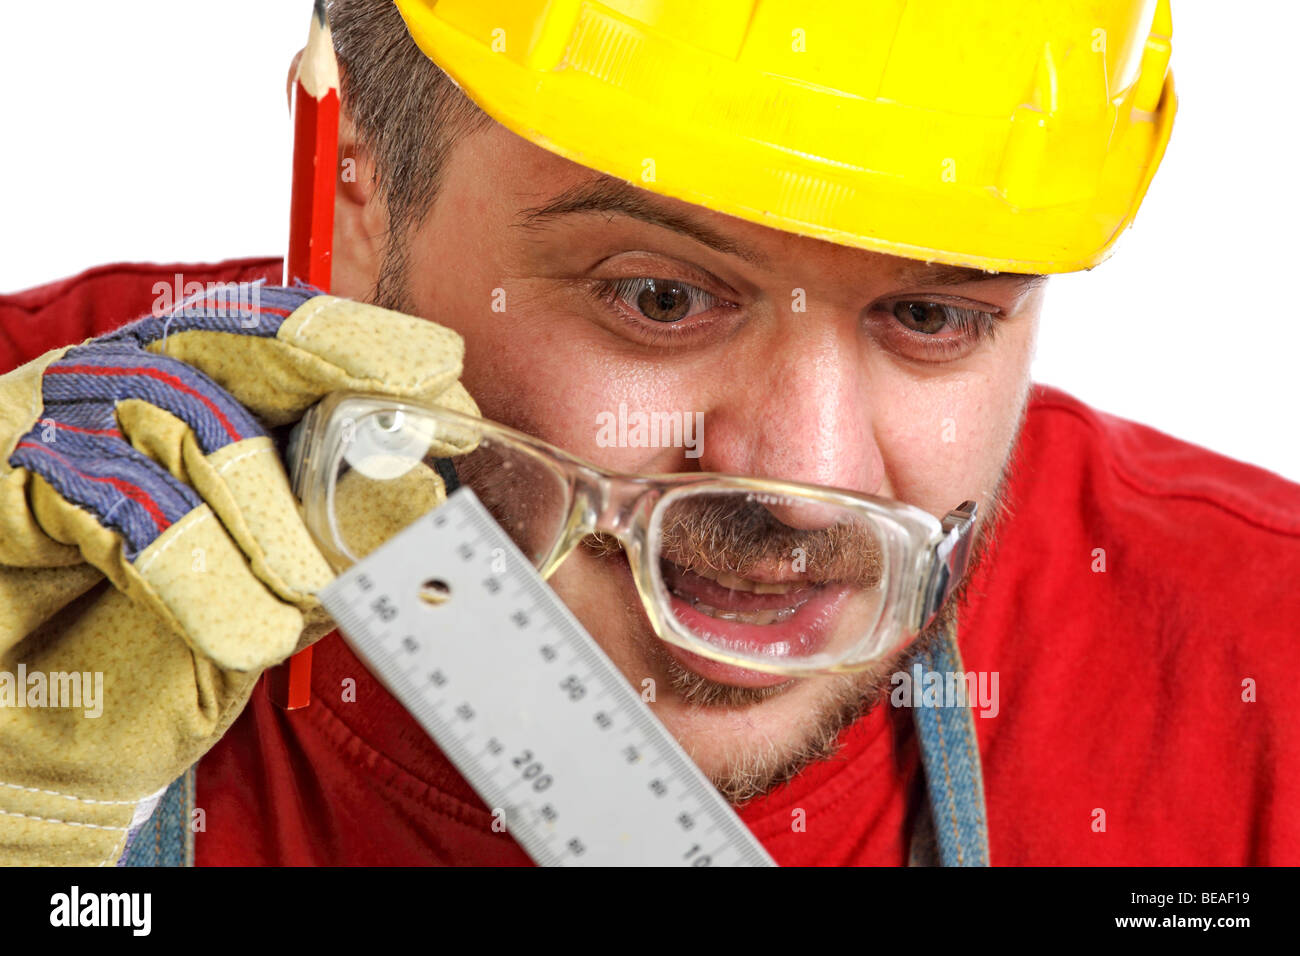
[7,282,317,559]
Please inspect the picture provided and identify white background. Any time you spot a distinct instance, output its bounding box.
[1,2,1296,480]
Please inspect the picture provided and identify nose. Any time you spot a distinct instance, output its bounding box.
[694,315,885,525]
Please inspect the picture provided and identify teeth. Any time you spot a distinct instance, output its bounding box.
[687,601,799,626]
[692,567,797,594]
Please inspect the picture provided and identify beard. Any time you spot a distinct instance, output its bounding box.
[632,435,1021,806]
[658,604,957,804]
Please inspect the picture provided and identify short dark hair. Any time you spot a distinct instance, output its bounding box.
[328,0,493,307]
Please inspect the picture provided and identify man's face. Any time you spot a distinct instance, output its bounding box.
[335,121,1044,802]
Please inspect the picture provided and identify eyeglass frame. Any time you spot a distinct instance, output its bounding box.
[287,391,978,676]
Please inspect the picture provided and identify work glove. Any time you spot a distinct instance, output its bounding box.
[0,283,476,865]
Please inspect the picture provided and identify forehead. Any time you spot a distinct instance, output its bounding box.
[456,122,1045,291]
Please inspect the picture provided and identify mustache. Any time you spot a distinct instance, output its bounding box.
[443,441,885,589]
[587,495,884,588]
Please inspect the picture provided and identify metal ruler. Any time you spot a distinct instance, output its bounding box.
[318,488,776,867]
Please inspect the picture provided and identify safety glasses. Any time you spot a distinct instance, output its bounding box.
[288,392,977,676]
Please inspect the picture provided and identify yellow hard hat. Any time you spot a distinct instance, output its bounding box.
[394,0,1176,274]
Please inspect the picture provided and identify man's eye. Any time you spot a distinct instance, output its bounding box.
[600,277,720,323]
[891,301,995,339]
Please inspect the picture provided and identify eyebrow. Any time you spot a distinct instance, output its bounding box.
[896,262,1047,289]
[514,175,769,267]
[516,174,1047,290]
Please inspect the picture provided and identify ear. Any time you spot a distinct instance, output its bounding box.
[330,106,387,302]
[284,54,385,301]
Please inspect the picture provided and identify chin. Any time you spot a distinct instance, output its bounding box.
[549,553,879,803]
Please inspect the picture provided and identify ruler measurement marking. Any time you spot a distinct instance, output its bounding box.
[322,490,774,867]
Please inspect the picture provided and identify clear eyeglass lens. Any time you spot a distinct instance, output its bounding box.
[330,407,570,567]
[652,489,890,668]
[325,405,897,672]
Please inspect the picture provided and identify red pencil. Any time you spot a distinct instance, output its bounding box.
[285,0,339,290]
[272,0,340,711]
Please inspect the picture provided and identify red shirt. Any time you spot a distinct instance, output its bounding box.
[5,259,1299,866]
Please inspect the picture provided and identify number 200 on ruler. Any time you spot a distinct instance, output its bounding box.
[318,488,776,867]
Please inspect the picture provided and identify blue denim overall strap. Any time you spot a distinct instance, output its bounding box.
[907,620,991,866]
[119,764,196,866]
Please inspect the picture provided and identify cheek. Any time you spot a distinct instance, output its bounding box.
[426,279,702,469]
[398,230,611,450]
[872,335,1035,516]
[505,355,706,472]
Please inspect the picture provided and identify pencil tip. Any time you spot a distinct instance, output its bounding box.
[299,0,339,93]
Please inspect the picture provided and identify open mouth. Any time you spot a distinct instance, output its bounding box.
[585,535,853,688]
[659,557,848,660]
[661,560,814,625]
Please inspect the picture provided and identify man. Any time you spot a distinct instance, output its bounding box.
[2,0,1297,866]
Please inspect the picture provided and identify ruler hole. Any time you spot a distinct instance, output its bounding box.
[418,578,453,606]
